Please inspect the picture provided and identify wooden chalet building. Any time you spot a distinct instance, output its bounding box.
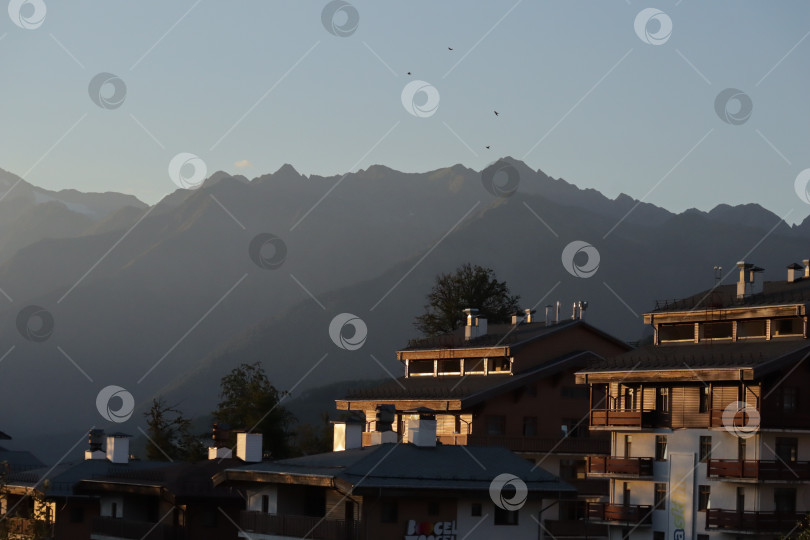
[576,261,810,539]
[336,307,631,538]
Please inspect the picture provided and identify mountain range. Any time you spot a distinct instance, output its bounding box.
[0,159,807,461]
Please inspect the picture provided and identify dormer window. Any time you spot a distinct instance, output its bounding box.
[659,324,694,343]
[773,317,803,337]
[408,360,434,376]
[488,357,511,373]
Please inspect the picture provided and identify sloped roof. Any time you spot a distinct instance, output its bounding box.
[217,443,573,495]
[402,319,629,353]
[0,449,45,474]
[344,351,599,406]
[578,339,810,379]
[652,278,810,312]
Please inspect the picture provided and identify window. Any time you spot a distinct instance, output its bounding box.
[409,360,434,375]
[656,387,670,412]
[488,357,511,373]
[738,438,746,461]
[486,415,506,436]
[783,388,798,414]
[428,501,439,516]
[773,318,803,337]
[559,459,586,480]
[698,485,710,511]
[624,435,632,458]
[523,416,537,437]
[659,324,694,342]
[438,359,461,374]
[69,507,84,523]
[702,321,733,340]
[738,319,766,339]
[699,386,710,413]
[381,500,398,523]
[111,502,118,519]
[465,358,485,373]
[494,507,519,525]
[775,488,796,514]
[655,435,668,461]
[654,483,667,509]
[471,503,482,517]
[699,436,712,462]
[776,437,798,463]
[261,495,269,513]
[454,415,462,434]
[562,419,584,438]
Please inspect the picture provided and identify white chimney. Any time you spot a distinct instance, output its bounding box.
[333,421,362,452]
[106,433,131,464]
[788,263,803,283]
[524,309,535,323]
[545,305,552,325]
[555,301,561,324]
[464,308,486,340]
[208,447,233,459]
[236,432,262,463]
[736,261,764,299]
[85,429,106,461]
[511,313,523,325]
[407,413,437,447]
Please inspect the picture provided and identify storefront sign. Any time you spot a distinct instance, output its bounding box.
[404,520,457,540]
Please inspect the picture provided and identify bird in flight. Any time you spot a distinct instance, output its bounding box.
[407,72,412,75]
[485,146,491,149]
[448,47,454,50]
[494,111,499,116]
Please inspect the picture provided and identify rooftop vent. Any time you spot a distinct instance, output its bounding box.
[463,308,487,341]
[368,404,397,445]
[736,261,764,299]
[106,432,131,464]
[788,263,804,283]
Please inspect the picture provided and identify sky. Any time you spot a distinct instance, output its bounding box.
[1,1,809,222]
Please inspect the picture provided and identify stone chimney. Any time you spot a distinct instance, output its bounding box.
[333,420,362,452]
[208,423,233,460]
[736,261,764,299]
[407,410,437,448]
[463,308,487,340]
[369,404,397,445]
[85,429,106,461]
[236,432,262,463]
[788,263,803,283]
[106,432,131,464]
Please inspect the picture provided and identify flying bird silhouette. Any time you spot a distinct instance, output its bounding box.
[448,47,453,50]
[485,146,491,149]
[407,72,412,75]
[494,111,499,116]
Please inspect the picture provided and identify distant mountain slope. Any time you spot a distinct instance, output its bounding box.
[0,158,806,462]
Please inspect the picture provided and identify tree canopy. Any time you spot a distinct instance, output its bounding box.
[414,263,520,336]
[143,398,205,462]
[213,362,295,459]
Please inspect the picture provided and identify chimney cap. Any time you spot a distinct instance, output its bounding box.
[462,308,479,315]
[788,263,804,269]
[737,261,753,269]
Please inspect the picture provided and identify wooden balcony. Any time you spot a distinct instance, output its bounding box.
[587,456,654,477]
[705,509,804,532]
[707,459,810,481]
[542,519,608,537]
[585,502,652,526]
[240,511,363,540]
[589,409,666,429]
[91,517,185,540]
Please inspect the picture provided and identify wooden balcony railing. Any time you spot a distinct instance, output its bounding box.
[707,459,810,481]
[585,502,652,525]
[91,517,184,540]
[587,456,654,477]
[589,409,665,428]
[240,511,363,540]
[706,509,805,532]
[542,519,608,537]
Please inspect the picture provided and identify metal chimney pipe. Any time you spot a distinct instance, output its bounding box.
[555,301,560,324]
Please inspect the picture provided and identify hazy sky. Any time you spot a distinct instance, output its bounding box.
[1,1,809,222]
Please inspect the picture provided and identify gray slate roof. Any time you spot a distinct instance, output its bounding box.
[221,443,573,494]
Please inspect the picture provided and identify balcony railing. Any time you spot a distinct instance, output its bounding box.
[706,509,804,532]
[542,519,608,537]
[585,502,652,526]
[711,408,810,432]
[707,459,810,481]
[91,517,184,540]
[589,409,665,428]
[240,511,363,540]
[587,456,654,477]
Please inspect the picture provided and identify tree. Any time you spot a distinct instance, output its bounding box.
[213,362,295,459]
[143,398,205,462]
[414,263,520,336]
[292,412,333,456]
